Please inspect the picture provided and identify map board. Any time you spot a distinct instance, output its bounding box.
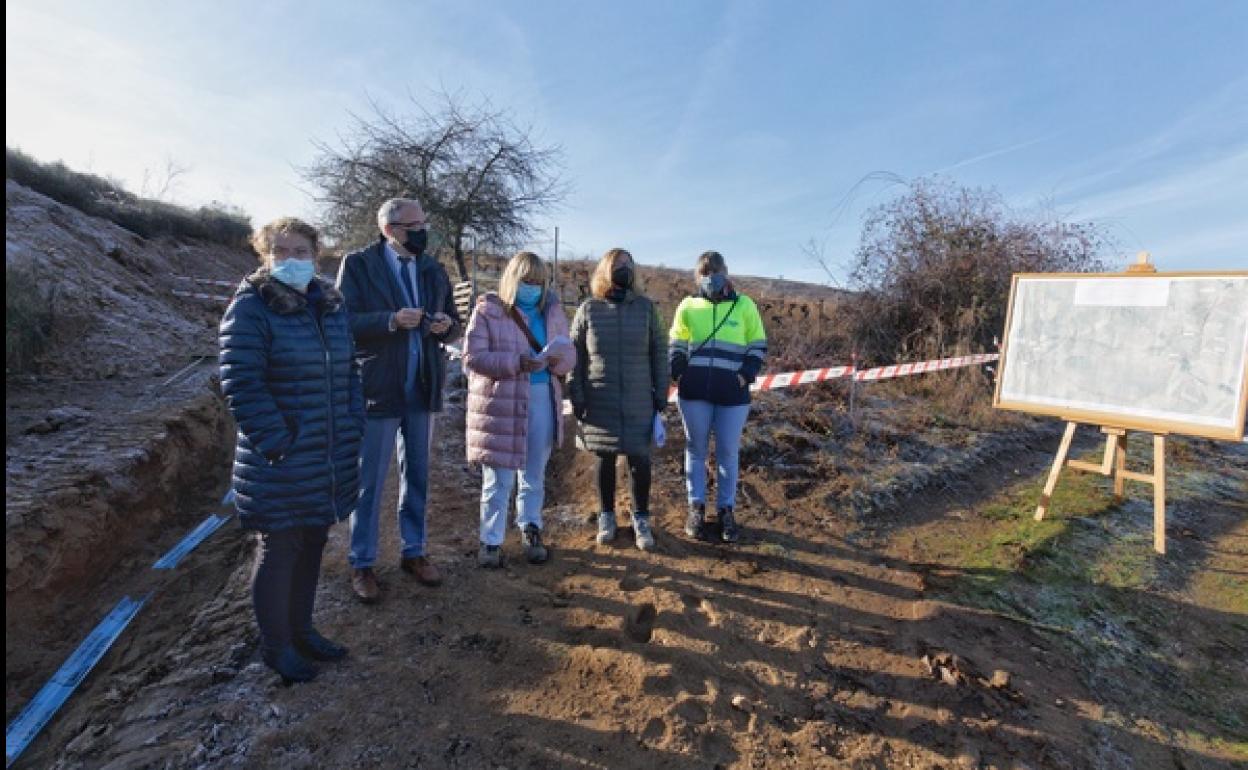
[994,272,1248,441]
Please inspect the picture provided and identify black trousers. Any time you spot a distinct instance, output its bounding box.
[251,524,329,655]
[595,452,652,514]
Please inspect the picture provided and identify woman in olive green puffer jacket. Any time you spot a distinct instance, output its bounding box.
[568,248,669,551]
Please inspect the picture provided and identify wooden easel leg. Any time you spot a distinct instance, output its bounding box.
[1113,434,1127,502]
[1153,435,1166,554]
[1036,422,1077,521]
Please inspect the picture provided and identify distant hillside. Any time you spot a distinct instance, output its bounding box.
[432,253,850,337]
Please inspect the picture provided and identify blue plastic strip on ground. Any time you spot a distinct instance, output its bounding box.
[152,514,228,570]
[5,594,149,768]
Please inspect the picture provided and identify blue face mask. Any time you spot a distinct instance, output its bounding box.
[515,283,543,308]
[698,272,728,299]
[271,258,316,289]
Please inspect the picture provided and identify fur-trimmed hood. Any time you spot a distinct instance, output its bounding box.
[240,269,344,315]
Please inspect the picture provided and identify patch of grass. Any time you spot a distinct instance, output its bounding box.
[1188,570,1248,616]
[1181,731,1248,763]
[924,451,1248,754]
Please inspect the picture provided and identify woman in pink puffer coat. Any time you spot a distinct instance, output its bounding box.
[464,251,576,567]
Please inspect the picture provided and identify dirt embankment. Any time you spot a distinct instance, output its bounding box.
[5,371,236,720]
[5,180,258,720]
[5,181,257,378]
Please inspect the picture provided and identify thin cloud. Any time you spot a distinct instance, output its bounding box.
[1070,145,1248,220]
[935,133,1058,175]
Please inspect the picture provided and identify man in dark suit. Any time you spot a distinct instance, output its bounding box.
[336,197,462,603]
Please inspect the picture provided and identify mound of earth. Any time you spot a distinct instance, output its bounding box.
[5,180,257,379]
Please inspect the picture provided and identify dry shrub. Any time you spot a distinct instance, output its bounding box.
[845,177,1109,365]
[6,147,251,248]
[6,264,56,373]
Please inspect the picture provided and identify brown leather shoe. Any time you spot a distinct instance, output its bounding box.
[400,556,443,587]
[351,568,381,604]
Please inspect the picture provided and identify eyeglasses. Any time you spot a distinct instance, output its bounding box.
[271,245,315,260]
[390,219,427,230]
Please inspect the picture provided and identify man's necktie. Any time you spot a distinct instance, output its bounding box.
[398,257,416,305]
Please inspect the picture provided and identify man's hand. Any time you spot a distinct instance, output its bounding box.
[394,308,425,329]
[519,354,547,373]
[429,311,452,335]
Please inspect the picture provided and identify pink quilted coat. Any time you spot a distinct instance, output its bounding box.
[464,293,576,469]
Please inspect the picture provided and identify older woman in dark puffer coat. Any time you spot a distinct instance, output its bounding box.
[219,217,363,684]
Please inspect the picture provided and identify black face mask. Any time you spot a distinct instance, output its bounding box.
[402,227,428,256]
[611,265,634,289]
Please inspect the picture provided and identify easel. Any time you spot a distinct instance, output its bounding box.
[1033,252,1169,554]
[1035,422,1168,553]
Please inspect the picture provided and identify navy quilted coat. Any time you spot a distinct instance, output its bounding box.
[219,271,364,531]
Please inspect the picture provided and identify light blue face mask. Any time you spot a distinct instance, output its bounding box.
[515,283,544,307]
[271,258,316,289]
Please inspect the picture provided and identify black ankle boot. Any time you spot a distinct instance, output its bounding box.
[718,507,740,544]
[294,629,348,662]
[263,645,318,684]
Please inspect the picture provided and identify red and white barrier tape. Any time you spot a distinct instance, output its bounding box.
[696,352,998,399]
[851,352,999,382]
[752,365,854,392]
[447,345,998,405]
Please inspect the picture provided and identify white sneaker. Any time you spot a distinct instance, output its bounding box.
[633,513,656,552]
[596,512,617,545]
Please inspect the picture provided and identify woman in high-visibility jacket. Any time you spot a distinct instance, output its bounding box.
[668,251,767,543]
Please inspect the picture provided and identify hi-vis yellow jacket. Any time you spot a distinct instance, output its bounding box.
[668,292,767,405]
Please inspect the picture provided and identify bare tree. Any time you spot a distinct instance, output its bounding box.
[802,237,844,288]
[140,156,190,201]
[304,91,567,280]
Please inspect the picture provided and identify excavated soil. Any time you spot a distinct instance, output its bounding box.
[10,379,1246,769]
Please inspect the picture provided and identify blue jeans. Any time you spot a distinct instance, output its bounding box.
[678,398,750,509]
[350,405,434,567]
[480,383,556,545]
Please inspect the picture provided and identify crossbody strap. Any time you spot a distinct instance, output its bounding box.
[687,296,739,360]
[506,304,544,354]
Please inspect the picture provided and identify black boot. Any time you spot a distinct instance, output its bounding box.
[263,645,318,684]
[294,629,348,662]
[685,503,707,540]
[718,507,740,544]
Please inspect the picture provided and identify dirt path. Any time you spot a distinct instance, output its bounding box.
[12,386,1246,769]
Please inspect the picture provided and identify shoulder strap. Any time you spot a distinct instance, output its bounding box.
[506,304,544,354]
[688,297,739,360]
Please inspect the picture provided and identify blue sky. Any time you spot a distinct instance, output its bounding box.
[6,0,1246,283]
